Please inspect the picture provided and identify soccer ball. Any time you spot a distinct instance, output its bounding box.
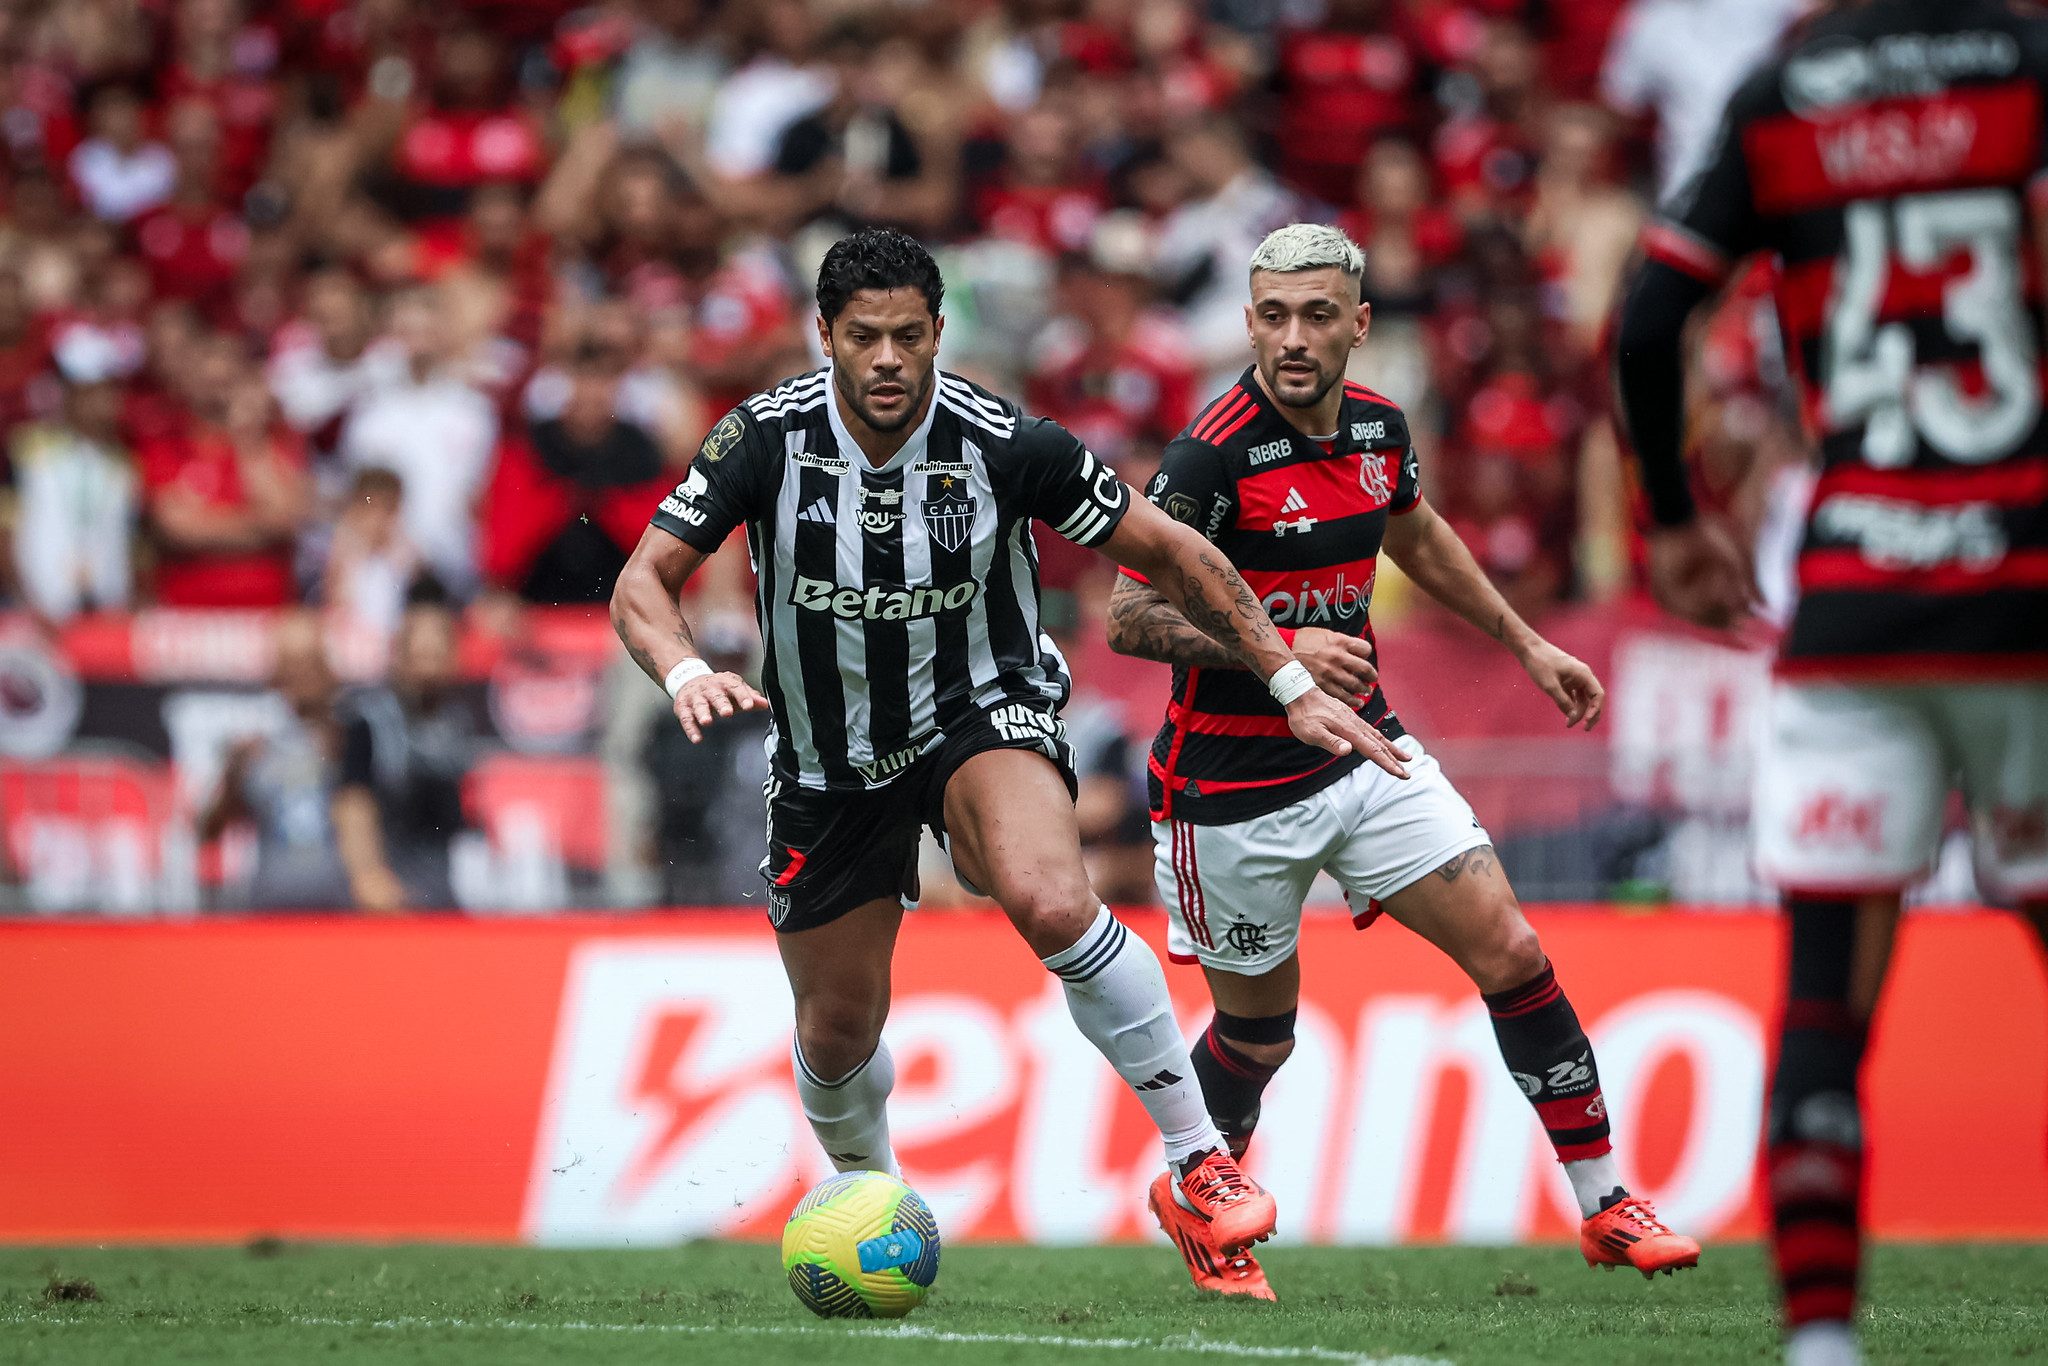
[780,1170,941,1319]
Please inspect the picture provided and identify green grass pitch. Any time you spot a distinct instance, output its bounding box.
[1,1244,2044,1365]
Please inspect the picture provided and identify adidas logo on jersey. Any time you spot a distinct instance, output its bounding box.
[1274,487,1317,537]
[790,574,980,621]
[798,497,836,524]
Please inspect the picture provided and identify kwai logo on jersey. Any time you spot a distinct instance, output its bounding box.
[923,477,977,553]
[790,576,980,621]
[1259,568,1375,625]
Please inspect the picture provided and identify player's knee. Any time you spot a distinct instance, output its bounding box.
[795,999,887,1080]
[1219,1034,1294,1070]
[1464,907,1544,996]
[1002,882,1099,958]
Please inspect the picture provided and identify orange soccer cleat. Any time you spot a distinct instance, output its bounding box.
[1581,1193,1701,1278]
[1172,1147,1277,1253]
[1148,1173,1276,1300]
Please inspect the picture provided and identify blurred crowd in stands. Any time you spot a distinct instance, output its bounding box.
[0,0,1823,913]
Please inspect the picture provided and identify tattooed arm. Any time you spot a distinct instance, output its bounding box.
[1099,497,1406,775]
[1106,568,1254,669]
[611,526,767,742]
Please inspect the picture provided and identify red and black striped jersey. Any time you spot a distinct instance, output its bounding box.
[1644,0,2048,679]
[1122,368,1419,826]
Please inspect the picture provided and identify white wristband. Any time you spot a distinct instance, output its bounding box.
[663,657,714,700]
[1267,660,1316,707]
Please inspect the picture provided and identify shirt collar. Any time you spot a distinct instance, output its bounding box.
[825,364,942,477]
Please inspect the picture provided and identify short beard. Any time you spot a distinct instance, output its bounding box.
[1263,358,1341,410]
[835,363,932,434]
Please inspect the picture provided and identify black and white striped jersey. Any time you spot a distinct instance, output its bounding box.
[648,367,1132,791]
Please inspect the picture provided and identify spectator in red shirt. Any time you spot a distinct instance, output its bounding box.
[1026,214,1194,476]
[972,102,1107,256]
[378,23,548,228]
[1440,290,1585,617]
[132,100,249,310]
[140,332,311,606]
[1432,16,1545,225]
[479,331,674,605]
[158,0,282,201]
[1273,0,1428,207]
[1338,137,1466,310]
[125,299,207,447]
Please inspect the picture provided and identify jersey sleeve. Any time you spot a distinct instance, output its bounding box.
[1641,76,1769,288]
[1011,416,1130,549]
[649,406,769,553]
[1120,434,1235,584]
[1389,442,1422,514]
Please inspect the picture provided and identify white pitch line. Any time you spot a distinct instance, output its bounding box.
[295,1316,1449,1363]
[5,1309,1454,1364]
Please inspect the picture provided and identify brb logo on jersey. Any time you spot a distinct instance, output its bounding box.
[790,576,980,621]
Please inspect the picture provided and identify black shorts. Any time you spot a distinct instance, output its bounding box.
[760,697,1079,932]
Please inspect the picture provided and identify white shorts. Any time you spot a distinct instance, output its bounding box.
[1153,735,1491,975]
[1753,681,2048,900]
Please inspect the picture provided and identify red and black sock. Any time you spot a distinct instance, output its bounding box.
[1482,960,1613,1163]
[1188,1009,1293,1159]
[1768,897,1867,1329]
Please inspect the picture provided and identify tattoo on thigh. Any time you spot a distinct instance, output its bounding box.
[1433,844,1497,883]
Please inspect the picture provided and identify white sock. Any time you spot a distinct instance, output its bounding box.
[1040,906,1221,1167]
[792,1039,900,1177]
[1786,1321,1862,1366]
[1564,1152,1626,1218]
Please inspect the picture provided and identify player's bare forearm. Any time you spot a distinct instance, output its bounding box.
[1382,497,1606,729]
[1102,500,1291,680]
[1105,572,1252,669]
[1380,498,1541,659]
[610,526,710,685]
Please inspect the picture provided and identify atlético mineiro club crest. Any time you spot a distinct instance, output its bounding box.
[922,477,977,553]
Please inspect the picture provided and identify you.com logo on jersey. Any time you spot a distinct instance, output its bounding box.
[1260,569,1375,625]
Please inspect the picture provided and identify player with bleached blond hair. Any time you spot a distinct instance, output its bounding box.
[1110,221,1701,1298]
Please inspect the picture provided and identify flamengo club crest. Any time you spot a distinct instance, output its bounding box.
[922,476,977,553]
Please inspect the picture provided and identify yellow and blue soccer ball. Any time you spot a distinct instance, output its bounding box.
[780,1170,941,1318]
